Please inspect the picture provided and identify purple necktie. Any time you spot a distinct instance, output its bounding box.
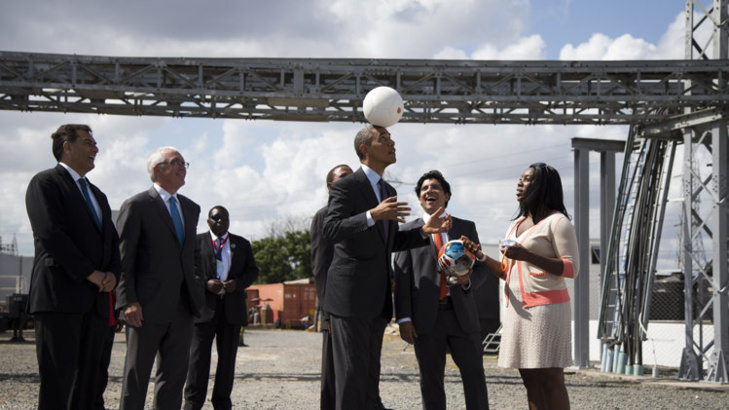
[378,178,389,241]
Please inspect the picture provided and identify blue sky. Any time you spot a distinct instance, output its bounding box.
[0,0,697,262]
[530,2,683,58]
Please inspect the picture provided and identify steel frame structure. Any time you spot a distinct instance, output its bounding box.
[0,52,727,125]
[676,0,729,382]
[0,0,727,381]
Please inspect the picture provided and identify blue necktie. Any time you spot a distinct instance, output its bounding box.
[78,178,101,230]
[377,178,389,241]
[169,196,185,245]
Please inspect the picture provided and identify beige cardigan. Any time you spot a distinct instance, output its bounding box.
[501,212,579,308]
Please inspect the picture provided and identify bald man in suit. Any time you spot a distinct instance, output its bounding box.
[25,124,120,410]
[117,146,205,410]
[184,205,259,410]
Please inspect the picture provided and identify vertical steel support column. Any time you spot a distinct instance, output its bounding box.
[707,121,728,382]
[678,0,729,383]
[706,0,729,383]
[573,147,590,368]
[678,128,701,381]
[600,151,617,288]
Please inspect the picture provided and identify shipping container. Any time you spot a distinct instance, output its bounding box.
[246,279,316,329]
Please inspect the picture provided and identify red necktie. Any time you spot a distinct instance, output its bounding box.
[433,233,448,300]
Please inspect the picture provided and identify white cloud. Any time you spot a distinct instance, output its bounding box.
[560,33,657,60]
[472,35,547,60]
[558,11,687,60]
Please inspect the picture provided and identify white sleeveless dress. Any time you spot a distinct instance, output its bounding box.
[497,222,573,369]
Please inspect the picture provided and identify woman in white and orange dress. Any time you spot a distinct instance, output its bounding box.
[462,162,579,410]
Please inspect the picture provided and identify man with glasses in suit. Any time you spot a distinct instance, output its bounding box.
[117,147,205,410]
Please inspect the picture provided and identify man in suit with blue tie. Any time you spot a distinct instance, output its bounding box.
[394,170,490,409]
[25,124,120,410]
[323,125,452,409]
[184,205,259,410]
[117,146,205,410]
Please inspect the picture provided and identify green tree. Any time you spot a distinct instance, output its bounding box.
[252,229,312,284]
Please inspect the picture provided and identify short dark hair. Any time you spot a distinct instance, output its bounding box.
[353,125,376,160]
[326,164,351,184]
[51,124,92,161]
[415,170,451,208]
[518,162,570,220]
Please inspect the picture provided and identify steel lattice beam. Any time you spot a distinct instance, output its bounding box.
[1,51,728,125]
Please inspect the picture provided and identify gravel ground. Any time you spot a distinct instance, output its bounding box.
[1,326,727,409]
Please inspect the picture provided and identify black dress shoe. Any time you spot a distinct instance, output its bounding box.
[376,401,392,410]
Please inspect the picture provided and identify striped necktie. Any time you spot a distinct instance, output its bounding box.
[433,233,448,300]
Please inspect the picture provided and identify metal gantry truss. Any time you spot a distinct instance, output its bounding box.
[595,0,728,383]
[677,0,728,383]
[0,52,727,125]
[0,0,728,383]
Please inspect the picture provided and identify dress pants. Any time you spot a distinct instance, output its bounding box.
[184,297,241,410]
[34,310,108,410]
[94,324,117,409]
[120,297,194,410]
[329,315,387,410]
[320,316,336,410]
[413,302,489,409]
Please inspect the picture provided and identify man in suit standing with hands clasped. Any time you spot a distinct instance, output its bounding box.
[323,125,452,409]
[116,146,205,410]
[184,205,259,410]
[25,124,120,410]
[394,170,490,409]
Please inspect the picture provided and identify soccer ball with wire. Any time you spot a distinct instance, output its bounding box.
[437,240,475,277]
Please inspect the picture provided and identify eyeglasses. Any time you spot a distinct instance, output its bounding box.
[159,159,190,169]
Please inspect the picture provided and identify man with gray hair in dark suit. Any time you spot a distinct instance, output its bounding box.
[117,146,204,410]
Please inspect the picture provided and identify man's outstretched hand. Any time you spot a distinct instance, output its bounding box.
[422,207,451,235]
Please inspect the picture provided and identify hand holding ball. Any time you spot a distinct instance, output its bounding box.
[363,86,403,128]
[438,240,476,277]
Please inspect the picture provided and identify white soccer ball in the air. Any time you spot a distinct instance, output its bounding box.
[363,86,403,128]
[437,240,476,277]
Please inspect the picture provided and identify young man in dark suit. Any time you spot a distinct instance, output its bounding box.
[322,125,452,409]
[25,124,120,410]
[184,205,259,410]
[116,146,205,410]
[310,164,353,410]
[394,170,490,409]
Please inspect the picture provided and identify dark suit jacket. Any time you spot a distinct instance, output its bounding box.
[25,164,120,316]
[310,206,330,315]
[195,232,259,325]
[322,167,428,320]
[116,187,204,323]
[393,217,486,336]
